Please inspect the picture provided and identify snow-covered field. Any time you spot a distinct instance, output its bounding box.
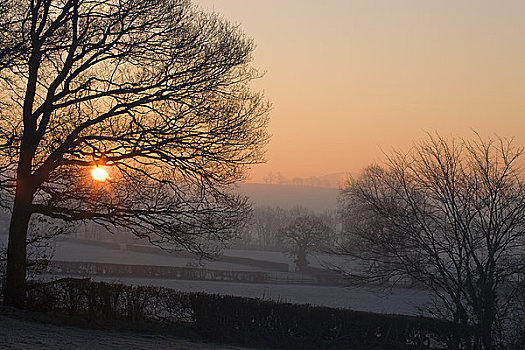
[224,249,348,269]
[51,241,264,272]
[88,276,432,315]
[0,314,255,350]
[2,235,352,272]
[4,235,434,315]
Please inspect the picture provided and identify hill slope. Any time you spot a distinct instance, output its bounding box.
[237,183,339,212]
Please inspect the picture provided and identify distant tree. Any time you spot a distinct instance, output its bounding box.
[281,209,331,269]
[263,172,286,185]
[338,134,525,349]
[318,209,339,247]
[240,206,338,250]
[0,0,269,307]
[250,206,290,248]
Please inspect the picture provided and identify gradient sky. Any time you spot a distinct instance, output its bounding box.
[195,0,525,183]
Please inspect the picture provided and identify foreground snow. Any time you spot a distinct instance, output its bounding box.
[0,314,255,350]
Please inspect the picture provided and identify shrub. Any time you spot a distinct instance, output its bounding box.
[189,293,473,349]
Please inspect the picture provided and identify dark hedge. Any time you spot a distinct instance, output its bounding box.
[22,279,474,349]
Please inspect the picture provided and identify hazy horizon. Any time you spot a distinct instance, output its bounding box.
[196,0,525,183]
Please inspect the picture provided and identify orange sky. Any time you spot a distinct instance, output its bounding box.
[196,0,525,183]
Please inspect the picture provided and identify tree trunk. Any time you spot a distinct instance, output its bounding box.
[480,302,495,350]
[295,249,308,270]
[4,178,33,307]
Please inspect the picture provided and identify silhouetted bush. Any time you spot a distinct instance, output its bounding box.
[24,279,474,349]
[26,279,193,323]
[189,293,474,349]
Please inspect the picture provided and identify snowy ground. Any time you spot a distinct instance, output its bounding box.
[50,240,351,272]
[41,238,434,315]
[223,249,349,269]
[0,314,256,350]
[1,235,354,272]
[51,241,264,272]
[5,235,434,315]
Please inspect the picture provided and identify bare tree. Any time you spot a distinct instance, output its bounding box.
[338,134,525,349]
[0,0,269,307]
[280,208,331,270]
[246,206,290,248]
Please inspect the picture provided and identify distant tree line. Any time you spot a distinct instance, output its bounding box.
[263,172,347,188]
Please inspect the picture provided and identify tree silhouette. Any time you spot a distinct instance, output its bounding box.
[0,0,269,307]
[339,134,525,348]
[280,210,331,270]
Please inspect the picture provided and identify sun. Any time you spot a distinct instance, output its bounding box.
[91,166,109,182]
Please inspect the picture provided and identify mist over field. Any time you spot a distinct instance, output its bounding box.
[238,183,339,212]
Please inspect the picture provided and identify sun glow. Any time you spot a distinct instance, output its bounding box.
[91,167,109,182]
